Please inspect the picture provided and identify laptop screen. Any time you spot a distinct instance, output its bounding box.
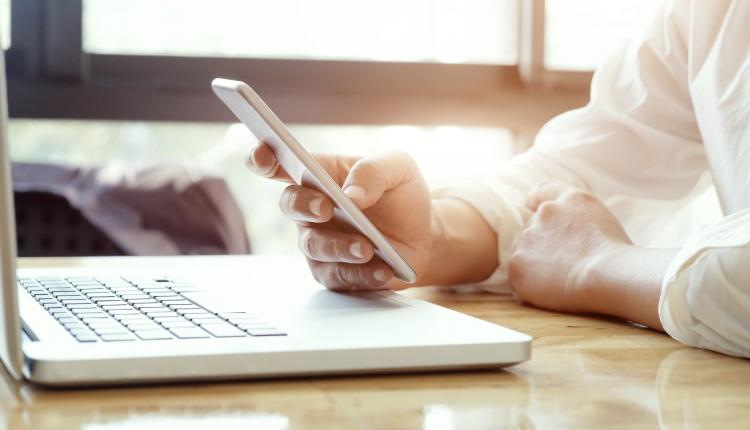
[0,43,25,380]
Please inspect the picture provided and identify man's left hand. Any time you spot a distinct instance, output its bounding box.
[509,181,633,313]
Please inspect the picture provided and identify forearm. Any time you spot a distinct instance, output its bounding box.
[580,245,679,331]
[417,198,499,286]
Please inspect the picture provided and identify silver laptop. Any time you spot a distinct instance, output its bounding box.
[0,54,531,388]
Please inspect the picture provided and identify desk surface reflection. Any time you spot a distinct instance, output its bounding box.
[3,256,748,429]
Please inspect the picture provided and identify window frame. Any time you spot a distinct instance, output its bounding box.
[5,0,592,129]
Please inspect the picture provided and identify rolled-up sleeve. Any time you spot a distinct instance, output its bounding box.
[432,0,706,293]
[659,209,750,358]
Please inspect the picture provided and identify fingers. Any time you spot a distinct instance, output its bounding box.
[342,151,417,209]
[307,258,395,291]
[525,180,575,211]
[280,185,335,223]
[245,142,293,182]
[298,227,374,263]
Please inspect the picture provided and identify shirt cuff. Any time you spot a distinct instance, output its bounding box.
[431,176,532,294]
[659,208,750,358]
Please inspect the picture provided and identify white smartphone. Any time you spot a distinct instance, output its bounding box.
[212,78,417,284]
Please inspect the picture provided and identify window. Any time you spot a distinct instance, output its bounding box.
[1,0,10,49]
[83,0,518,64]
[9,0,661,125]
[8,119,514,254]
[545,0,659,70]
[6,0,665,256]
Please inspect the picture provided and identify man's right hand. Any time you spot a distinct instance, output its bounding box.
[245,142,434,291]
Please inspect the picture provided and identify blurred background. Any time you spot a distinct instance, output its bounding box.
[4,0,659,256]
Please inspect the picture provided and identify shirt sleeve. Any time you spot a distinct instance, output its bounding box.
[659,209,750,358]
[432,0,707,293]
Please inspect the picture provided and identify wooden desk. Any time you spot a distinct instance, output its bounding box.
[3,256,749,429]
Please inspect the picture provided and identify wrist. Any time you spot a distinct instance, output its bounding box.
[416,198,498,286]
[575,243,675,330]
[574,242,635,315]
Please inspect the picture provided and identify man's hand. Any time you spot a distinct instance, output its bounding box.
[509,181,633,313]
[246,142,433,291]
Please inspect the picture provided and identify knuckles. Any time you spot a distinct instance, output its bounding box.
[536,201,559,220]
[298,228,317,258]
[278,186,298,216]
[561,189,595,205]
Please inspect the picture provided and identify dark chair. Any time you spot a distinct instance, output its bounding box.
[14,191,125,257]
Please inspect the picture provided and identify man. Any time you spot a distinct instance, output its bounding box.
[245,0,750,358]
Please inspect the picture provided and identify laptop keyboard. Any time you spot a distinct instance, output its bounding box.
[18,276,286,342]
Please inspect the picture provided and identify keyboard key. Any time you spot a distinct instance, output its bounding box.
[55,291,84,296]
[63,323,88,331]
[93,299,126,306]
[192,317,224,326]
[92,328,131,336]
[161,299,192,305]
[119,294,150,300]
[99,333,136,342]
[134,303,166,310]
[169,327,210,339]
[86,292,116,297]
[148,314,182,322]
[66,304,98,310]
[80,316,110,323]
[175,309,208,316]
[74,310,108,316]
[159,320,196,329]
[57,317,79,324]
[74,334,98,342]
[51,311,73,319]
[143,310,178,318]
[101,304,132,309]
[141,288,172,294]
[32,293,54,299]
[124,322,163,331]
[69,327,94,336]
[107,309,141,316]
[88,320,126,329]
[113,314,151,322]
[201,324,246,338]
[168,304,200,310]
[134,329,173,340]
[108,287,140,294]
[127,299,158,304]
[237,323,275,331]
[180,311,213,318]
[246,327,287,336]
[79,290,110,295]
[78,286,109,291]
[60,299,91,305]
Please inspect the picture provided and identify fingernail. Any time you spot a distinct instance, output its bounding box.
[245,147,257,168]
[373,269,387,282]
[309,197,323,217]
[343,185,366,203]
[349,242,362,259]
[247,145,260,164]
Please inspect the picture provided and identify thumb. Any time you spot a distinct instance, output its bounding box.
[342,152,417,209]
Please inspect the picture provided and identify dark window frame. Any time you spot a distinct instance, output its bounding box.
[5,0,592,130]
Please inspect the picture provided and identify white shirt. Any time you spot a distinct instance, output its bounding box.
[434,0,750,358]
